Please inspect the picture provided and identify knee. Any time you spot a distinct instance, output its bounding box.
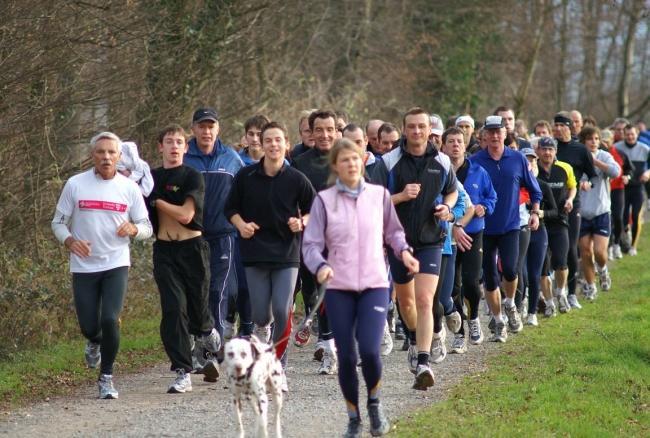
[414,292,433,309]
[100,315,119,332]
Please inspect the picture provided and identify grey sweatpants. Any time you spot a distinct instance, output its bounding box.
[244,266,298,345]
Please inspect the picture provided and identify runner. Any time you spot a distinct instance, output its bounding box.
[470,115,542,342]
[51,132,152,399]
[520,147,555,325]
[614,123,650,256]
[577,126,620,299]
[148,125,221,391]
[536,136,576,314]
[302,138,419,437]
[291,109,318,158]
[553,111,597,309]
[443,127,497,349]
[373,107,458,389]
[293,110,339,375]
[225,121,315,390]
[377,123,401,156]
[365,119,385,156]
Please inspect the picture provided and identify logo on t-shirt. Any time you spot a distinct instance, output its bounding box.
[79,200,127,212]
[165,184,180,192]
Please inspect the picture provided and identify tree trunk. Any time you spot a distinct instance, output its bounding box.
[618,0,643,116]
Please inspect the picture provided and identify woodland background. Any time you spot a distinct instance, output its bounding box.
[0,0,648,358]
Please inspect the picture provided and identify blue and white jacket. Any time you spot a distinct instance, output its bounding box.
[184,138,244,239]
[459,159,497,234]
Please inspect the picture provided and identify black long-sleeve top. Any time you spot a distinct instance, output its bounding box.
[224,159,316,267]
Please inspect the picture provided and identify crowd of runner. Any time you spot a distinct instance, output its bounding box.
[52,105,650,437]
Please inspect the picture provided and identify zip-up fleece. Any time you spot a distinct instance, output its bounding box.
[372,139,457,248]
[302,182,409,292]
[184,138,244,239]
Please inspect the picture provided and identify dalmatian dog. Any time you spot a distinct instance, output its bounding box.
[224,336,284,438]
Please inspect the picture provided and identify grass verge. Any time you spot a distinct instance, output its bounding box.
[394,240,649,436]
[0,316,164,410]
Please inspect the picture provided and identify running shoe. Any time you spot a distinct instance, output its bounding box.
[544,301,557,318]
[253,325,271,343]
[490,320,507,343]
[367,401,391,436]
[168,369,192,394]
[557,293,571,314]
[598,269,612,292]
[412,364,435,391]
[430,327,447,364]
[487,315,496,333]
[84,341,101,369]
[313,340,325,362]
[380,322,393,356]
[395,323,406,341]
[613,244,623,259]
[450,334,467,354]
[583,283,596,301]
[521,296,529,320]
[407,344,418,374]
[222,320,236,343]
[343,417,362,438]
[98,374,118,399]
[525,314,539,327]
[445,311,462,333]
[201,359,220,382]
[198,328,221,353]
[293,318,312,348]
[468,318,484,345]
[318,349,338,375]
[568,294,582,309]
[504,304,523,333]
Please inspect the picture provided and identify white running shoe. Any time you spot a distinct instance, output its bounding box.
[380,322,394,356]
[613,244,623,259]
[505,304,523,333]
[412,364,435,390]
[318,349,338,375]
[98,374,118,399]
[598,268,612,291]
[444,311,462,334]
[544,301,557,318]
[557,293,571,313]
[253,324,271,343]
[198,328,221,353]
[568,294,582,309]
[407,344,418,374]
[450,334,467,354]
[430,327,447,364]
[526,314,539,326]
[168,369,192,393]
[468,318,484,345]
[84,341,101,369]
[490,320,507,343]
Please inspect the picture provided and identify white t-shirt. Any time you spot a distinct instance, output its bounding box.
[54,169,150,273]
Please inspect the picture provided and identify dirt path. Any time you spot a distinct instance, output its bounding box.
[0,324,496,437]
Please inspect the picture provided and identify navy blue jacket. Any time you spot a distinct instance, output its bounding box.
[184,138,244,239]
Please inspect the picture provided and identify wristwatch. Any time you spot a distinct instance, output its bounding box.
[453,223,464,228]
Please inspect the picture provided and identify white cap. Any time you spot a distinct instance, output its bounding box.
[430,114,444,136]
[455,115,475,129]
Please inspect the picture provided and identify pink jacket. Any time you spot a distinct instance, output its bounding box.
[302,181,410,291]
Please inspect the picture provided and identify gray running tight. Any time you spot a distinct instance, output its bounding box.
[244,266,298,345]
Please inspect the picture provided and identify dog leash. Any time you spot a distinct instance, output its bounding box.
[271,281,328,349]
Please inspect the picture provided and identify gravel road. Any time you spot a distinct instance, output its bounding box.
[1,318,497,437]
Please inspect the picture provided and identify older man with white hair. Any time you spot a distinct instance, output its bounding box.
[52,132,152,399]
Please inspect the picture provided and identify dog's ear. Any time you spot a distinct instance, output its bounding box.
[249,336,267,358]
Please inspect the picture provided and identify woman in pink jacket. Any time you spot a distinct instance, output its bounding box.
[303,138,419,438]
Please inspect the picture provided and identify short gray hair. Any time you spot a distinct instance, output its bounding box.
[90,131,122,151]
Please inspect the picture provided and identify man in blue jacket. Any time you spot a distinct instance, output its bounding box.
[184,108,244,364]
[470,116,542,343]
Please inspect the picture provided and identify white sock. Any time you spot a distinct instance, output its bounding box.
[503,297,514,308]
[545,297,555,306]
[325,338,336,353]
